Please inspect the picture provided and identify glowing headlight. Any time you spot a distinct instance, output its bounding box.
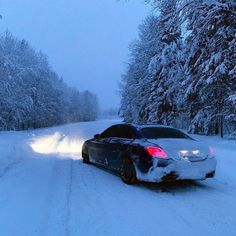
[192,150,200,155]
[179,150,201,157]
[180,150,189,155]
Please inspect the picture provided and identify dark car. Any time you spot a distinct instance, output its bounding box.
[82,124,216,184]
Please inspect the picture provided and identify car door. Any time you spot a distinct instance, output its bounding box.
[89,137,109,165]
[107,125,136,171]
[89,126,118,166]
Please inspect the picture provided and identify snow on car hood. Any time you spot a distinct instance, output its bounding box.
[147,138,209,160]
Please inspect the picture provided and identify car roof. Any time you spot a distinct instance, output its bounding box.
[122,123,176,130]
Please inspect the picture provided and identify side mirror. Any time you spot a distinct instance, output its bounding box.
[94,134,100,139]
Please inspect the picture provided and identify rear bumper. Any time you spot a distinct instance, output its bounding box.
[135,157,216,183]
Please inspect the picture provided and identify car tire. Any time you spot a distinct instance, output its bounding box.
[120,158,137,185]
[82,150,90,164]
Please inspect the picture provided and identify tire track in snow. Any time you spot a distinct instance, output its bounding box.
[0,142,26,179]
[0,158,23,178]
[39,160,60,236]
[64,160,73,236]
[39,159,75,236]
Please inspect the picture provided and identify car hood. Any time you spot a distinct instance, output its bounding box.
[147,138,210,160]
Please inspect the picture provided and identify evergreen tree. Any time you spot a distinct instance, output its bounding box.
[120,0,236,136]
[120,15,161,123]
[0,31,99,131]
[182,0,236,136]
[146,0,185,125]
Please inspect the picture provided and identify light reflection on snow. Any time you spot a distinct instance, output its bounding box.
[30,132,84,160]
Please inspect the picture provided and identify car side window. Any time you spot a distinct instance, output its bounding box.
[117,125,136,139]
[100,126,119,138]
[100,128,112,138]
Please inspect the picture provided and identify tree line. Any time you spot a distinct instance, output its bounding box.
[0,31,98,131]
[120,0,236,137]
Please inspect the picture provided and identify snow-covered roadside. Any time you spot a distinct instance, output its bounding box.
[193,134,236,186]
[0,131,28,178]
[0,119,235,236]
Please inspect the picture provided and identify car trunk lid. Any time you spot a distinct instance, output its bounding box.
[147,138,209,161]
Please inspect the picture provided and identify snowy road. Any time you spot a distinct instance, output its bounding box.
[0,119,236,236]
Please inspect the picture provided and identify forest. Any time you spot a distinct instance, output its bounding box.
[120,0,236,137]
[0,31,98,131]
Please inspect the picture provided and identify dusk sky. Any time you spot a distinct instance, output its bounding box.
[0,0,150,109]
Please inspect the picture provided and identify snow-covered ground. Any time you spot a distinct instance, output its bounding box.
[0,119,236,236]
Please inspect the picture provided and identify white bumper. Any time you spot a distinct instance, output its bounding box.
[136,157,217,183]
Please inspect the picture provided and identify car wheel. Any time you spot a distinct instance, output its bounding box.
[82,150,90,164]
[120,158,137,185]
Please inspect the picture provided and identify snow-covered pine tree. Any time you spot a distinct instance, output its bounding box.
[120,15,161,123]
[182,0,236,136]
[146,0,185,126]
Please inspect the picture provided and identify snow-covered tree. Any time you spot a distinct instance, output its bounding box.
[120,0,186,125]
[0,31,98,131]
[120,15,162,123]
[182,0,236,136]
[146,0,186,125]
[120,0,235,136]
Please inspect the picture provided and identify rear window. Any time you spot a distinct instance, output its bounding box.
[140,127,191,139]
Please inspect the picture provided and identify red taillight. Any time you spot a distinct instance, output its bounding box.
[209,147,214,157]
[146,146,168,159]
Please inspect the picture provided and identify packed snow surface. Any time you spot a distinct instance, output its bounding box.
[0,119,236,236]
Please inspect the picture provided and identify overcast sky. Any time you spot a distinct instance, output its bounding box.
[0,0,150,109]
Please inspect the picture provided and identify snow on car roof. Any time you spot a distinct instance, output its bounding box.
[125,123,176,129]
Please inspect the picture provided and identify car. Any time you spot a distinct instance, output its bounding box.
[82,124,216,184]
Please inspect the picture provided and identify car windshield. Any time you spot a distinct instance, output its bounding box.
[140,127,191,139]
